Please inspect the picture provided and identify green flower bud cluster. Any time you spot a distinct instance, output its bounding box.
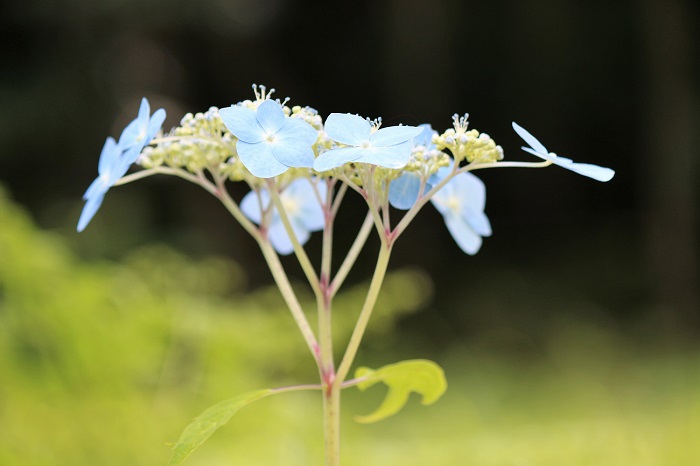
[140,107,235,174]
[401,141,452,179]
[434,114,504,164]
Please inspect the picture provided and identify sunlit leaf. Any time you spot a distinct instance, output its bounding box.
[168,389,274,466]
[354,359,447,424]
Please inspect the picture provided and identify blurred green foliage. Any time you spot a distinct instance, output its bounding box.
[1,186,698,465]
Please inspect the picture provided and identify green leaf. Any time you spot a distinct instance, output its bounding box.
[353,359,447,424]
[168,389,274,466]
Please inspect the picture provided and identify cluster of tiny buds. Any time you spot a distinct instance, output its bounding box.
[139,106,235,173]
[433,114,504,164]
[402,143,451,179]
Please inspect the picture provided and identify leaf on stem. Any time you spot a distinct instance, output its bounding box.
[167,389,274,466]
[353,359,447,424]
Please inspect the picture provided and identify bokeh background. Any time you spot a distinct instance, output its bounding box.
[1,0,698,465]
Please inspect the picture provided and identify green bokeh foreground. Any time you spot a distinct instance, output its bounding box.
[0,188,698,465]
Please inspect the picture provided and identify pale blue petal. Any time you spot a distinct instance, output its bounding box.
[284,179,325,231]
[83,175,107,201]
[324,113,370,146]
[463,210,492,237]
[237,141,289,178]
[77,193,105,232]
[414,124,437,148]
[138,98,150,123]
[444,212,483,255]
[388,172,421,210]
[429,180,457,216]
[370,125,423,147]
[313,147,366,172]
[268,219,309,255]
[526,148,616,182]
[512,122,548,155]
[455,172,486,212]
[118,118,143,149]
[358,141,412,169]
[97,137,120,175]
[240,189,269,224]
[557,160,615,182]
[282,118,319,145]
[145,108,166,144]
[271,139,315,168]
[427,164,454,188]
[272,118,318,167]
[121,144,144,167]
[256,100,285,134]
[220,106,265,143]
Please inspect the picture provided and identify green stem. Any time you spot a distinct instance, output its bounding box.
[329,212,374,298]
[259,241,320,365]
[267,179,322,297]
[335,242,392,386]
[323,383,341,466]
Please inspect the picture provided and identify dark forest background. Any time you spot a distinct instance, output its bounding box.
[1,0,698,347]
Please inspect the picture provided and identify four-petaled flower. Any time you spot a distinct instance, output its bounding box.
[118,98,167,164]
[220,100,319,178]
[512,122,615,182]
[241,179,327,255]
[430,167,492,255]
[77,137,129,232]
[77,98,166,231]
[313,113,423,172]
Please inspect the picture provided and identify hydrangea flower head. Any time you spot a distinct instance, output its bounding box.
[512,122,615,182]
[77,137,132,232]
[430,168,492,255]
[313,113,423,172]
[241,179,327,255]
[118,97,166,163]
[219,100,319,178]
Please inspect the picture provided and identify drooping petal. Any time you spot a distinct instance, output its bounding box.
[236,141,289,178]
[313,147,366,172]
[324,113,370,146]
[358,141,412,169]
[256,100,285,135]
[523,147,615,182]
[443,212,483,255]
[220,106,266,143]
[463,209,492,237]
[370,125,423,147]
[562,161,615,182]
[454,172,486,213]
[77,193,106,232]
[388,172,422,210]
[512,121,548,155]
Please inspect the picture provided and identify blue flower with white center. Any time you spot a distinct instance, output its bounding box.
[118,97,166,164]
[219,100,319,178]
[241,179,327,255]
[430,168,492,255]
[388,124,438,210]
[313,113,423,172]
[512,122,615,182]
[77,137,134,232]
